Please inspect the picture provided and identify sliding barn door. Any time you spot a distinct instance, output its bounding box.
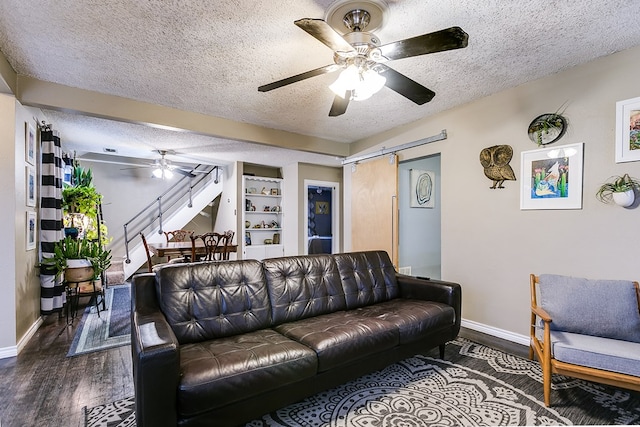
[351,155,399,266]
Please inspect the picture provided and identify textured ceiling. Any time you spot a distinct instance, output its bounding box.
[1,0,640,168]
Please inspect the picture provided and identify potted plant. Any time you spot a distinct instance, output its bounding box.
[596,174,640,207]
[41,236,112,282]
[62,164,110,246]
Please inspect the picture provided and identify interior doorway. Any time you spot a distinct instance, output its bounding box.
[304,180,340,254]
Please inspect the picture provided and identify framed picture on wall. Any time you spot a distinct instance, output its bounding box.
[615,96,640,163]
[520,142,584,210]
[410,169,435,208]
[26,211,37,250]
[26,165,36,207]
[25,122,36,166]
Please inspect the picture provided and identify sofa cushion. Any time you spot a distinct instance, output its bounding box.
[274,310,399,372]
[264,254,347,325]
[351,299,455,344]
[549,330,640,377]
[334,251,399,309]
[538,274,640,343]
[156,260,271,344]
[178,329,317,417]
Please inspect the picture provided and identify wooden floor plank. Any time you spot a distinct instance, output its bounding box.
[0,303,133,427]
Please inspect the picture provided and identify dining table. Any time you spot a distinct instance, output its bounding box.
[148,241,237,259]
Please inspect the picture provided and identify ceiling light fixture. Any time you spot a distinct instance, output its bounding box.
[152,167,174,179]
[151,155,175,179]
[329,62,386,101]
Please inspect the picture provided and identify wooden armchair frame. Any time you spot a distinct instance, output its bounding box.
[529,273,640,406]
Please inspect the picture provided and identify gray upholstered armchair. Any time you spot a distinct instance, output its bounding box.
[529,273,640,406]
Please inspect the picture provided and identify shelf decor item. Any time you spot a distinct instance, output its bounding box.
[595,174,640,207]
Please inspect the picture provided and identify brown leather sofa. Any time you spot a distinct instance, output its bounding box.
[131,250,461,427]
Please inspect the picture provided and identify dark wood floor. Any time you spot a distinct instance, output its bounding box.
[0,297,529,427]
[0,300,133,427]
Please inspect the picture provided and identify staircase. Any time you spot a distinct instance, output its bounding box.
[121,167,224,280]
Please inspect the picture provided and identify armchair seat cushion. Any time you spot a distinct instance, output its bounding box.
[274,310,398,372]
[178,329,317,417]
[351,299,455,344]
[549,330,640,377]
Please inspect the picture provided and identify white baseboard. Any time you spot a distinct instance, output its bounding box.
[461,318,529,347]
[0,316,43,360]
[0,345,17,359]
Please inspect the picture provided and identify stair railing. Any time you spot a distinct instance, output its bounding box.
[123,165,219,264]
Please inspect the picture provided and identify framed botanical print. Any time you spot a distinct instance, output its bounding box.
[25,122,36,165]
[26,165,36,207]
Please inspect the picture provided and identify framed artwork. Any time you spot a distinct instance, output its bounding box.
[26,211,37,250]
[615,96,640,163]
[26,165,36,207]
[520,142,584,210]
[315,201,330,214]
[25,122,36,166]
[410,169,435,208]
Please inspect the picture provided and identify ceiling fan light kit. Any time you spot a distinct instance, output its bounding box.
[258,0,468,116]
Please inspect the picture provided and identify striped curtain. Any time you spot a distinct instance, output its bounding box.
[39,128,65,314]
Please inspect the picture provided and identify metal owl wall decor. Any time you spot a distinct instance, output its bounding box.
[480,145,516,189]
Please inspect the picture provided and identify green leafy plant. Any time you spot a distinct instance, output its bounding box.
[596,174,640,204]
[70,165,93,187]
[62,185,102,216]
[40,236,112,280]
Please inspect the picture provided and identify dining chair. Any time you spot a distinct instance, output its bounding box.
[190,232,228,261]
[163,229,193,260]
[222,230,235,260]
[140,232,186,273]
[164,229,194,243]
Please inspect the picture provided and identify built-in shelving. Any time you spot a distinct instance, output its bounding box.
[242,176,284,260]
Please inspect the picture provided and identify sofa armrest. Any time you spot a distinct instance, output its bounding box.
[396,274,462,333]
[131,273,181,427]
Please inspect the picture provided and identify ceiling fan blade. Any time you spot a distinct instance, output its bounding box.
[294,18,357,57]
[376,26,469,61]
[378,65,435,105]
[259,64,340,92]
[329,91,351,117]
[174,168,196,178]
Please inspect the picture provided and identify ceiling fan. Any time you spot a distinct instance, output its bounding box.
[128,150,206,179]
[258,0,469,116]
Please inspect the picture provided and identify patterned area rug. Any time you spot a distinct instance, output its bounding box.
[67,284,131,357]
[84,338,640,426]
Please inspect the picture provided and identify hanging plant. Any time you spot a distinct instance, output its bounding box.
[596,174,640,207]
[62,185,102,217]
[527,103,569,146]
[528,113,568,146]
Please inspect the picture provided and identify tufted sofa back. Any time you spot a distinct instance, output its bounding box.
[263,254,347,324]
[156,259,270,344]
[154,251,398,344]
[334,251,399,309]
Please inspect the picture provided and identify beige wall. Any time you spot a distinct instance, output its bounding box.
[0,94,42,354]
[348,45,640,341]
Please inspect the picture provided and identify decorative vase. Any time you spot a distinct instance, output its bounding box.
[65,259,94,283]
[612,190,635,207]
